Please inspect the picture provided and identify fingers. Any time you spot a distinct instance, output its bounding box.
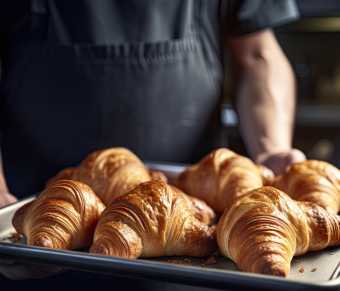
[285,149,306,165]
[258,149,306,176]
[0,262,63,280]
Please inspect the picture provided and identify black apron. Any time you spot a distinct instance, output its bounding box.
[0,0,225,198]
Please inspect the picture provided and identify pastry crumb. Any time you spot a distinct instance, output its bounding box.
[295,260,299,263]
[205,257,217,265]
[299,268,305,273]
[199,257,217,268]
[168,258,191,264]
[330,253,333,255]
[311,268,317,272]
[6,232,22,243]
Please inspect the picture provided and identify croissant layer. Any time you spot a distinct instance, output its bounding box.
[274,160,340,214]
[90,180,216,258]
[12,180,105,250]
[216,186,340,277]
[173,148,263,214]
[47,147,167,206]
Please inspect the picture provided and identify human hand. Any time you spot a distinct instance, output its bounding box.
[0,192,18,208]
[0,259,64,280]
[255,149,306,176]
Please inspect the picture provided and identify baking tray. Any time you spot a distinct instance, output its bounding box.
[1,162,340,290]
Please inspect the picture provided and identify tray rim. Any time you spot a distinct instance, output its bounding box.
[1,240,340,291]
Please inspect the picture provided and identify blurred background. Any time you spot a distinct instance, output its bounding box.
[223,0,340,167]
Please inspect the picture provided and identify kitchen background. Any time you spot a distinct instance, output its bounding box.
[224,0,340,167]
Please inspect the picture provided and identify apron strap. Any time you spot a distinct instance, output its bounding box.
[31,0,48,40]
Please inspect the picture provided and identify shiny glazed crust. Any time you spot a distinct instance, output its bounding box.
[90,180,217,258]
[216,186,340,277]
[46,147,167,205]
[12,180,105,250]
[173,148,263,215]
[274,160,340,214]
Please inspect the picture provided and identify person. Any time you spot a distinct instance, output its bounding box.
[0,0,306,288]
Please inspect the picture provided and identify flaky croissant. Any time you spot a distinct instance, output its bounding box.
[173,148,263,215]
[46,147,167,206]
[274,160,340,215]
[216,186,340,277]
[12,180,105,250]
[90,180,216,258]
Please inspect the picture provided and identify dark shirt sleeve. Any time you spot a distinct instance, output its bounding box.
[225,0,300,36]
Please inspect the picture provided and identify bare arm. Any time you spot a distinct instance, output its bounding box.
[229,28,305,174]
[0,149,17,208]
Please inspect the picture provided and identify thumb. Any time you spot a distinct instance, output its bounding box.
[284,149,306,166]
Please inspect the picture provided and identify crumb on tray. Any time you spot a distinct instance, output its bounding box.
[330,253,333,255]
[311,268,317,272]
[199,257,217,268]
[6,232,23,243]
[168,258,192,264]
[299,268,305,273]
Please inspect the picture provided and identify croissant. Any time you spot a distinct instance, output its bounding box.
[173,148,263,215]
[216,186,340,277]
[46,147,168,206]
[274,160,340,215]
[12,180,105,250]
[90,180,216,258]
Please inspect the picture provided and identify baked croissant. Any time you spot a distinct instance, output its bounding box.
[216,186,340,277]
[274,160,340,215]
[12,180,105,250]
[173,148,263,215]
[90,180,216,258]
[46,147,168,205]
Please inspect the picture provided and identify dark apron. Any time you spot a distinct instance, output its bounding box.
[0,0,224,197]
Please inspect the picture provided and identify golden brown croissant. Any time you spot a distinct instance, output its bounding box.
[46,147,167,206]
[274,160,340,215]
[12,180,105,250]
[173,148,263,215]
[89,180,216,258]
[256,164,275,186]
[216,186,340,277]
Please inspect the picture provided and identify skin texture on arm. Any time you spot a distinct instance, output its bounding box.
[229,29,305,175]
[0,149,17,208]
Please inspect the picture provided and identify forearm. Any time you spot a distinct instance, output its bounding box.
[0,149,16,207]
[232,30,296,162]
[0,149,8,193]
